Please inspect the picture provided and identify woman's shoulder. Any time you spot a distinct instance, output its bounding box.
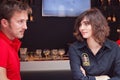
[116,39,120,45]
[105,39,119,48]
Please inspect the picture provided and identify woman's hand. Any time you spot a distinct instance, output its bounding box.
[95,75,110,80]
[80,66,86,76]
[80,66,110,80]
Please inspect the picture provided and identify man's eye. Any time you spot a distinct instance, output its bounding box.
[18,21,23,24]
[18,20,26,24]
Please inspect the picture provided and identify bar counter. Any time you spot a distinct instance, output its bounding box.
[20,60,73,80]
[20,60,70,71]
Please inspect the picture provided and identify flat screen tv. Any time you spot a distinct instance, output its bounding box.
[42,0,91,17]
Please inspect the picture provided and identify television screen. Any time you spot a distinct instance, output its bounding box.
[42,0,91,17]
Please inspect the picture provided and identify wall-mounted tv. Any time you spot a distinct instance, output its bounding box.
[42,0,91,17]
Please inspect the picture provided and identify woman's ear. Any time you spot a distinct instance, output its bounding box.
[1,19,9,28]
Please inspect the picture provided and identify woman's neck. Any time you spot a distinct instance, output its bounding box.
[87,38,102,55]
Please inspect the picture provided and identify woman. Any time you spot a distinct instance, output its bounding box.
[68,8,120,80]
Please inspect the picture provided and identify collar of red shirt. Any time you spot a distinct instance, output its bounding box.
[0,31,21,52]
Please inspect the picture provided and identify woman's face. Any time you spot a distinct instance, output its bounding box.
[79,17,93,39]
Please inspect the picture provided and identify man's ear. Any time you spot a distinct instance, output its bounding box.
[1,19,9,28]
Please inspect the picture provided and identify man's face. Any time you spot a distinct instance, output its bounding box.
[6,11,28,40]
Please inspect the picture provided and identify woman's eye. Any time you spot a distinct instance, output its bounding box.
[84,22,90,25]
[83,21,90,26]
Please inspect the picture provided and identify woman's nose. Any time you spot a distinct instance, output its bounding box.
[80,25,85,30]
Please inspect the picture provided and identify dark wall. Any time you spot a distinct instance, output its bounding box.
[21,0,119,52]
[21,0,76,51]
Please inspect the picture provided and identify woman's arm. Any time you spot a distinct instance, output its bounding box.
[80,66,110,80]
[69,45,95,80]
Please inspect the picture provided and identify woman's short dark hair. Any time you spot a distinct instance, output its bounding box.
[73,8,110,45]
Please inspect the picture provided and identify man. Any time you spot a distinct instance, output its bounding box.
[0,1,32,80]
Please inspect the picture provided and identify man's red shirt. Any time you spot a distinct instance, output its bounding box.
[0,31,21,80]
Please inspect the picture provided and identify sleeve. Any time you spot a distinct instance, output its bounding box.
[0,44,8,68]
[68,45,96,80]
[109,46,120,80]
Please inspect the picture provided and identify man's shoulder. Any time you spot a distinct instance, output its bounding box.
[0,37,9,48]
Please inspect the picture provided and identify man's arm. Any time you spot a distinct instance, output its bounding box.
[0,67,9,80]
